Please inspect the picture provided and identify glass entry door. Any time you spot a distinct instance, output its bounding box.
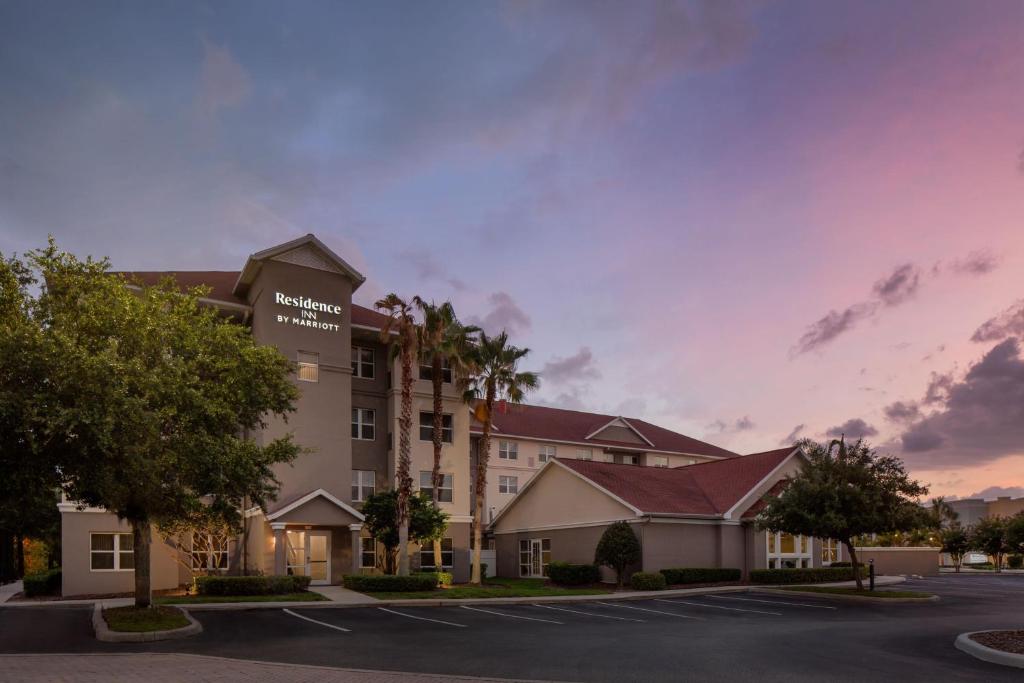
[285,530,331,585]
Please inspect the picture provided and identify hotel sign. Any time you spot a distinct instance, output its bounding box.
[274,292,342,332]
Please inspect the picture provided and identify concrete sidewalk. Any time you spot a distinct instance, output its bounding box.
[0,580,22,604]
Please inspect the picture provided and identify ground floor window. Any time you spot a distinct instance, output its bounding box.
[190,532,229,572]
[360,537,377,569]
[90,532,134,571]
[820,538,842,565]
[766,531,811,569]
[419,538,453,570]
[519,538,551,577]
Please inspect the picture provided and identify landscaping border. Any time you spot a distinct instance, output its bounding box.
[955,631,1024,669]
[757,588,938,604]
[92,604,203,642]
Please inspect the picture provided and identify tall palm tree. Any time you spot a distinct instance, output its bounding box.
[928,496,959,529]
[375,293,417,576]
[463,330,539,585]
[413,298,479,570]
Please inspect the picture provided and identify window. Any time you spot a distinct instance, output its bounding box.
[821,539,841,565]
[418,357,452,383]
[498,440,518,460]
[297,351,318,382]
[352,470,375,502]
[519,538,551,577]
[418,412,453,443]
[351,346,375,379]
[419,471,454,503]
[498,475,519,494]
[90,533,134,571]
[538,444,556,463]
[576,448,593,461]
[599,452,615,463]
[766,531,812,569]
[419,538,453,569]
[190,532,229,572]
[650,455,669,468]
[360,537,377,569]
[351,408,375,440]
[622,454,639,465]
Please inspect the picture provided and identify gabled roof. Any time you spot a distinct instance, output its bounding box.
[265,488,365,522]
[235,233,366,295]
[470,402,737,459]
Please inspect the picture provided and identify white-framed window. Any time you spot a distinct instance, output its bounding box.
[519,538,551,577]
[498,475,519,494]
[90,532,134,572]
[821,538,842,565]
[622,454,639,465]
[498,440,518,460]
[351,346,375,379]
[419,357,452,383]
[419,471,454,503]
[418,412,453,443]
[599,452,615,463]
[351,408,375,440]
[297,351,319,383]
[190,532,229,572]
[538,444,556,463]
[419,537,453,569]
[360,537,377,569]
[650,455,669,468]
[576,448,593,460]
[352,470,376,502]
[766,531,812,569]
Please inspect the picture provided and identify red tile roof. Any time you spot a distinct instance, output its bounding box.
[555,446,797,516]
[471,402,737,458]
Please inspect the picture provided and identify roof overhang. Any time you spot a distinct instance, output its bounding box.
[722,447,804,521]
[265,488,365,522]
[584,416,655,447]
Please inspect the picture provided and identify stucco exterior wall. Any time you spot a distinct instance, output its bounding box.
[637,521,749,573]
[494,524,617,578]
[855,547,940,576]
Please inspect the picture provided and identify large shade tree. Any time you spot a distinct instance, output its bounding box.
[463,331,538,585]
[757,438,928,590]
[18,241,303,607]
[970,516,1010,572]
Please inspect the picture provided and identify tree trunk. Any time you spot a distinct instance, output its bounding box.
[995,552,1002,573]
[395,337,415,577]
[844,541,864,591]
[14,535,24,578]
[431,353,444,571]
[470,386,496,585]
[132,521,152,608]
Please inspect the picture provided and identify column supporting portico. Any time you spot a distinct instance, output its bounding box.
[349,524,363,575]
[271,522,287,576]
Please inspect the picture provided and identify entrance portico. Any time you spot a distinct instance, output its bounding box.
[265,488,365,584]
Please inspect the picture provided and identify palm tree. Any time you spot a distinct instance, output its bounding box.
[375,294,417,576]
[928,496,959,529]
[412,298,479,570]
[463,330,539,584]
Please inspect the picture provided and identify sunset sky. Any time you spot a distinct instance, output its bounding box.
[2,1,1023,500]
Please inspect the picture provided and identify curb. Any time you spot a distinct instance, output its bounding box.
[955,631,1024,669]
[756,588,938,604]
[92,604,203,642]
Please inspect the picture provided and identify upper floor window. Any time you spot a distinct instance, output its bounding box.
[352,470,376,502]
[599,452,615,463]
[418,357,452,383]
[538,444,556,463]
[499,441,518,460]
[351,346,375,379]
[650,455,669,468]
[622,454,639,465]
[498,475,519,494]
[351,408,375,440]
[90,533,134,572]
[418,412,453,443]
[419,471,454,503]
[297,351,319,383]
[190,532,229,572]
[576,448,593,461]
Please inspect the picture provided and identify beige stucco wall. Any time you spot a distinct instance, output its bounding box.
[270,496,361,526]
[988,497,1024,519]
[637,521,749,573]
[855,547,940,576]
[495,524,618,578]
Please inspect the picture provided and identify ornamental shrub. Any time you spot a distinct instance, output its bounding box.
[629,572,666,591]
[547,562,601,586]
[194,574,311,596]
[659,568,741,585]
[342,574,437,592]
[1007,555,1023,569]
[414,571,453,587]
[23,568,61,597]
[829,561,852,567]
[594,521,642,587]
[749,567,867,584]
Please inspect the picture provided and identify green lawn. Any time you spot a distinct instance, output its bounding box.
[104,606,190,632]
[364,577,612,600]
[777,586,935,599]
[155,591,327,604]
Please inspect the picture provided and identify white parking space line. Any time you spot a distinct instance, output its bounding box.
[905,581,1018,595]
[282,609,351,632]
[596,601,704,620]
[377,607,467,628]
[460,605,563,624]
[531,603,645,622]
[712,594,837,610]
[655,599,782,616]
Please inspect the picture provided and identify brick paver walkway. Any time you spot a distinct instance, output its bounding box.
[0,653,556,683]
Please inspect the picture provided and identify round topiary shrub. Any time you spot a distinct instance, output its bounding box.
[629,572,666,591]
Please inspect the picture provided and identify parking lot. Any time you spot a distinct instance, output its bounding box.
[1,575,1022,682]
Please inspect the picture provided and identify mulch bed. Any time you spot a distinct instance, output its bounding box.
[970,631,1024,655]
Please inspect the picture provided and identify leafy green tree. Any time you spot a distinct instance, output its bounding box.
[360,490,448,574]
[463,331,539,584]
[1007,512,1024,558]
[939,524,971,573]
[413,298,478,570]
[24,241,302,607]
[757,438,928,590]
[594,521,641,587]
[970,516,1010,572]
[375,294,418,576]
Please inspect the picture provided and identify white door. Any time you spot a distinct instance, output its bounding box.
[307,531,330,585]
[530,539,542,577]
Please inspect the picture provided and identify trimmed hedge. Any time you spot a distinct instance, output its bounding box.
[194,575,312,596]
[547,562,601,586]
[23,568,61,597]
[630,572,667,591]
[415,571,453,587]
[1008,555,1023,569]
[659,568,741,585]
[829,561,852,567]
[749,567,867,585]
[342,574,437,592]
